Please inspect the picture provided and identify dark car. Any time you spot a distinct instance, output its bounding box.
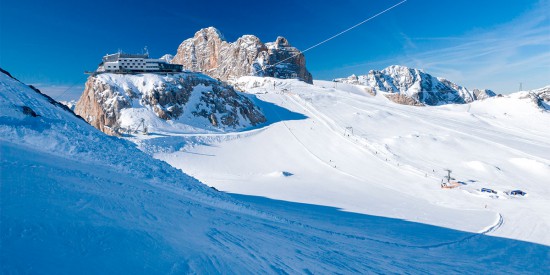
[509,190,527,196]
[481,188,497,194]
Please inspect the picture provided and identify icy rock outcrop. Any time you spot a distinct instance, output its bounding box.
[534,87,550,110]
[518,86,550,111]
[334,65,496,106]
[75,72,266,135]
[172,27,313,84]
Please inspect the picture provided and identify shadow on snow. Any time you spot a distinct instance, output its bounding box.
[229,193,550,273]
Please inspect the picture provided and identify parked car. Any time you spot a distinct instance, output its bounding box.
[508,190,527,196]
[481,188,497,194]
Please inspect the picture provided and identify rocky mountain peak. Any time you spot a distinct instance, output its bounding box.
[196,26,226,41]
[274,36,290,47]
[171,27,313,83]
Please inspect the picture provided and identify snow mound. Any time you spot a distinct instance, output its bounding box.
[509,158,550,175]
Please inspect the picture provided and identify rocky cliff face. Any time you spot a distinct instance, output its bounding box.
[75,72,266,136]
[172,27,313,84]
[334,65,496,106]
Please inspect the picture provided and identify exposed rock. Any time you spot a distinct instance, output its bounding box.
[334,65,496,106]
[472,89,497,100]
[172,27,313,84]
[75,72,266,136]
[524,86,550,110]
[384,94,424,106]
[20,106,39,117]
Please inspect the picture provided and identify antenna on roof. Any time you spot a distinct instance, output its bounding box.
[144,46,149,56]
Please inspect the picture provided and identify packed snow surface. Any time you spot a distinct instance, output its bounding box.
[133,77,550,247]
[1,71,549,273]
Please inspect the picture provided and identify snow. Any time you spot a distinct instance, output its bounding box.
[2,71,550,273]
[137,76,550,246]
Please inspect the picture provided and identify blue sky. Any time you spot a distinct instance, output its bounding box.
[1,0,548,100]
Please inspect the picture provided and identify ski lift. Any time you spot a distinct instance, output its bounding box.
[133,118,148,135]
[344,126,353,136]
[441,169,460,189]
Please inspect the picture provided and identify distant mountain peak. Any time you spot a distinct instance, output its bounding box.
[334,65,496,106]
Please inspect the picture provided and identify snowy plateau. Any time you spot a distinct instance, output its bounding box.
[1,65,550,274]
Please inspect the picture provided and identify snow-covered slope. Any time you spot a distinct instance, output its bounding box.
[135,76,550,248]
[75,72,265,135]
[2,69,549,273]
[334,65,496,105]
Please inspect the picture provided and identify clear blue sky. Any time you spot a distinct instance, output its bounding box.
[1,0,548,100]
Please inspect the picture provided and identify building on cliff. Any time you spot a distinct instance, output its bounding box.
[96,51,183,73]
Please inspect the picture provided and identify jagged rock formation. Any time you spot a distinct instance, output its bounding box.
[334,65,496,106]
[171,27,313,84]
[74,72,266,135]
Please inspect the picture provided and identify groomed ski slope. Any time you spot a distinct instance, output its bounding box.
[2,71,549,273]
[136,77,550,247]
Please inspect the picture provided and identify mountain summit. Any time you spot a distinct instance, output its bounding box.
[334,65,496,106]
[171,27,313,84]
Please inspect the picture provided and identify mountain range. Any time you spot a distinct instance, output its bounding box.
[334,65,497,106]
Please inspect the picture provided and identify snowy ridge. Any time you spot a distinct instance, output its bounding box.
[515,85,550,110]
[334,65,496,105]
